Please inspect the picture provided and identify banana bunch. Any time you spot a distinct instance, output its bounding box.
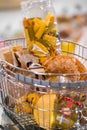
[23,13,58,57]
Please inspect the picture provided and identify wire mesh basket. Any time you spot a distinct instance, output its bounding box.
[0,38,87,130]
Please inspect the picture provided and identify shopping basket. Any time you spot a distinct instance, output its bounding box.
[0,38,87,130]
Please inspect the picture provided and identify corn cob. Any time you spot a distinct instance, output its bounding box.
[35,21,46,39]
[24,28,31,44]
[27,40,34,53]
[31,49,49,57]
[45,23,55,34]
[28,25,35,41]
[43,34,57,47]
[33,22,40,33]
[38,39,54,51]
[45,13,55,26]
[23,13,58,57]
[35,41,49,54]
[33,18,42,33]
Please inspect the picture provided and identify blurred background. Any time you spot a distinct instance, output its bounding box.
[0,0,87,45]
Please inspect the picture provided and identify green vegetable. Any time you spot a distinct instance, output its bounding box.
[45,23,55,34]
[28,25,35,41]
[39,39,54,51]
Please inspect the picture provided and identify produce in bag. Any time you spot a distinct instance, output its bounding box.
[23,13,58,57]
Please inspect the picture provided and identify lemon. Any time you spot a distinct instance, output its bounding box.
[34,93,77,129]
[34,94,57,129]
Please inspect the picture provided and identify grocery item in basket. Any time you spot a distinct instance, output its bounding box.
[12,45,24,67]
[23,13,58,57]
[14,93,41,114]
[14,101,32,114]
[3,44,46,78]
[12,47,45,74]
[12,45,39,68]
[43,55,87,81]
[29,63,45,73]
[12,45,24,54]
[3,45,24,67]
[61,41,76,55]
[34,94,57,129]
[27,93,41,107]
[14,52,39,69]
[14,51,27,68]
[14,95,32,114]
[34,93,77,129]
[69,91,86,103]
[3,50,13,64]
[14,53,45,74]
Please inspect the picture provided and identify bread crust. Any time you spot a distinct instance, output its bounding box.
[43,55,87,81]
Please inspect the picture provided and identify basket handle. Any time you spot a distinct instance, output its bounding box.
[0,60,4,92]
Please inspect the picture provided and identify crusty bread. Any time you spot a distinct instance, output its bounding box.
[3,50,13,64]
[43,55,87,81]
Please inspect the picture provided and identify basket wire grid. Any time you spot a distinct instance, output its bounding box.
[0,38,87,130]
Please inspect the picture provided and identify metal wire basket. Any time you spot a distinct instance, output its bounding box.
[0,38,87,130]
